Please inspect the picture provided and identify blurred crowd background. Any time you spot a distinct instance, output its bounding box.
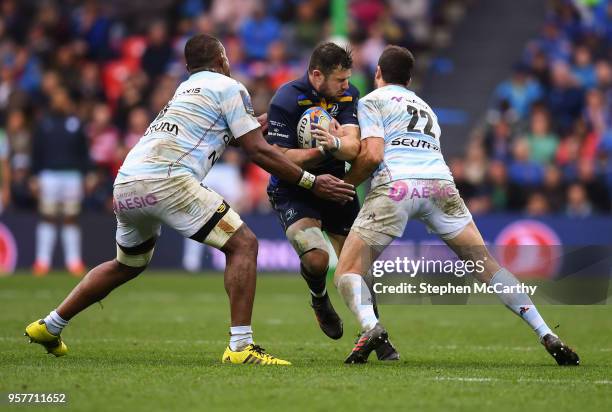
[0,0,611,217]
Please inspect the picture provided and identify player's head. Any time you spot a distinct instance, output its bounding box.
[375,45,415,88]
[184,34,230,76]
[308,42,353,99]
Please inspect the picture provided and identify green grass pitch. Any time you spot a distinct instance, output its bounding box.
[1,272,611,412]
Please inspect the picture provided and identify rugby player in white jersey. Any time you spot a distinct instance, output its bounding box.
[24,34,355,365]
[334,45,579,366]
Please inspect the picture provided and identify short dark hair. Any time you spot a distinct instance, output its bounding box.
[184,34,223,72]
[378,45,415,85]
[308,42,353,75]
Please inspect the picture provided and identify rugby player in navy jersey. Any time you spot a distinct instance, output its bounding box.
[266,42,399,360]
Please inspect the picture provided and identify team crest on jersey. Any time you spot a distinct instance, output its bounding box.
[285,208,297,221]
[240,90,255,116]
[327,103,340,117]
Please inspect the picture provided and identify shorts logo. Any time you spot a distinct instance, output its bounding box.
[285,208,297,221]
[389,181,409,201]
[217,203,227,214]
[114,194,158,212]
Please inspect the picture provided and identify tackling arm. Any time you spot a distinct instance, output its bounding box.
[239,127,355,203]
[274,145,326,169]
[342,137,385,187]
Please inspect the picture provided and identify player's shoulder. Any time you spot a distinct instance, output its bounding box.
[358,87,385,106]
[270,77,306,108]
[185,71,246,95]
[346,83,360,99]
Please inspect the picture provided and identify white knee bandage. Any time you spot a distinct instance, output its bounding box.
[116,245,154,267]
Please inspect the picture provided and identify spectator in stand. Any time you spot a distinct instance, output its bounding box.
[542,165,565,213]
[140,20,173,82]
[547,61,584,133]
[87,102,120,177]
[526,107,559,164]
[121,106,151,150]
[508,138,545,186]
[583,88,608,137]
[239,3,282,61]
[571,45,597,89]
[576,158,610,212]
[484,118,514,162]
[486,160,509,211]
[292,1,323,53]
[30,88,92,277]
[566,183,592,218]
[525,192,551,216]
[492,63,543,120]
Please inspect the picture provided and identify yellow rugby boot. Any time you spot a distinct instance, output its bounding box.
[221,344,291,365]
[24,320,68,357]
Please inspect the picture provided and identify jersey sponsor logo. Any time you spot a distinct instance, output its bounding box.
[495,220,562,279]
[144,121,179,136]
[240,90,255,116]
[0,222,17,275]
[390,137,440,151]
[269,130,289,139]
[178,87,202,95]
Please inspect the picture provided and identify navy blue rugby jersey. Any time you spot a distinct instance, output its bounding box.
[266,72,359,189]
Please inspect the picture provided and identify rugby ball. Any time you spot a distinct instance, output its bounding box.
[296,107,332,149]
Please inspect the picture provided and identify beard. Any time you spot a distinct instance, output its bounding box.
[318,82,343,100]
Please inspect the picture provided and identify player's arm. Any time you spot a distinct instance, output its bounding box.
[343,137,384,187]
[267,99,326,169]
[274,145,326,169]
[311,122,360,161]
[239,128,354,203]
[343,97,385,186]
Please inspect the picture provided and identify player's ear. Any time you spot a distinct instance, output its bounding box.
[312,69,323,80]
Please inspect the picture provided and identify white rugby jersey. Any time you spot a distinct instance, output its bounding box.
[357,84,453,187]
[115,71,260,184]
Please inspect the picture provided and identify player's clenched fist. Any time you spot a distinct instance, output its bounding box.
[312,174,355,203]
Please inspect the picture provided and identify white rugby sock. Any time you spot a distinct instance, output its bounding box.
[229,325,253,351]
[43,310,68,335]
[490,268,553,339]
[36,222,57,266]
[336,273,378,332]
[61,224,82,265]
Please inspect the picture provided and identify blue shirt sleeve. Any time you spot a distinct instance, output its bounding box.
[266,91,297,148]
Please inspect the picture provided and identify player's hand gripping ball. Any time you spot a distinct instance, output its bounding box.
[296,106,333,149]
